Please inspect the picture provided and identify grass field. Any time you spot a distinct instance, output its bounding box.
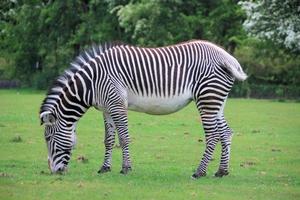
[0,89,300,200]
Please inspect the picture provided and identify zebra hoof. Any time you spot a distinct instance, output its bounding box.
[214,169,229,177]
[191,172,206,179]
[98,166,111,174]
[120,166,132,175]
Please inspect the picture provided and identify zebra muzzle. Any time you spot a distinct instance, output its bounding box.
[56,166,67,174]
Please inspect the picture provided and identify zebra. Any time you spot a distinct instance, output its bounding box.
[40,40,247,178]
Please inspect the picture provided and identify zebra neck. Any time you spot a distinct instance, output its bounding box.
[54,81,90,124]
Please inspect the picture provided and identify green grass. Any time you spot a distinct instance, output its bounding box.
[0,89,300,200]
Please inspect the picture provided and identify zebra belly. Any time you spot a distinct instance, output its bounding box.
[127,91,193,115]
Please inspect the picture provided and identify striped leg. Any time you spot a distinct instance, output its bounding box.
[98,112,116,173]
[108,105,132,174]
[192,110,220,178]
[215,115,232,177]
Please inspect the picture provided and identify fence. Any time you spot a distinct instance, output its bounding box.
[230,83,300,100]
[0,80,20,89]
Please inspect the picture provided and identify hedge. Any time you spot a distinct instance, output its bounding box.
[230,82,300,100]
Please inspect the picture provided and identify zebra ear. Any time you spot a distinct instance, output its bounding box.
[40,111,57,125]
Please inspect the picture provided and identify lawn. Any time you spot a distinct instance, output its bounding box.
[0,89,299,200]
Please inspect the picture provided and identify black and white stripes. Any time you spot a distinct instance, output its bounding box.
[40,40,246,178]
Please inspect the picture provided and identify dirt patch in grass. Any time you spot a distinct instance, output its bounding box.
[0,172,13,177]
[77,156,89,163]
[40,170,52,175]
[271,148,282,152]
[240,161,256,168]
[251,129,261,134]
[10,135,22,143]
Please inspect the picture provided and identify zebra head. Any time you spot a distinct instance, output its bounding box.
[40,111,77,173]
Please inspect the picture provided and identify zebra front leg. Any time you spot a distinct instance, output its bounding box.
[215,116,232,177]
[98,112,116,174]
[118,132,132,175]
[108,106,132,175]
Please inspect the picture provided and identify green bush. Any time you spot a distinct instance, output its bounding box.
[32,69,57,90]
[230,83,300,100]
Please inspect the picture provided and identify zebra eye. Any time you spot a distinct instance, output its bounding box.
[45,135,51,142]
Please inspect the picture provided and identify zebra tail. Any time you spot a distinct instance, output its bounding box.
[223,61,247,81]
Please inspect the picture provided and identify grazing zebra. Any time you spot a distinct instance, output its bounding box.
[40,40,247,178]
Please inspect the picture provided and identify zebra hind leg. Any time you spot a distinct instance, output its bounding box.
[98,112,116,174]
[192,111,220,179]
[215,115,232,177]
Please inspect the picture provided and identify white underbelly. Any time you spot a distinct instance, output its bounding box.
[127,91,193,115]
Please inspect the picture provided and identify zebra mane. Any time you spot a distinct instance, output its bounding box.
[40,41,124,115]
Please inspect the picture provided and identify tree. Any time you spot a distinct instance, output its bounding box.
[239,0,300,54]
[2,1,42,84]
[206,0,246,53]
[112,0,246,53]
[0,0,123,88]
[112,0,192,46]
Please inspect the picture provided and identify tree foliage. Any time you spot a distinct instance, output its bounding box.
[0,0,299,98]
[239,0,300,54]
